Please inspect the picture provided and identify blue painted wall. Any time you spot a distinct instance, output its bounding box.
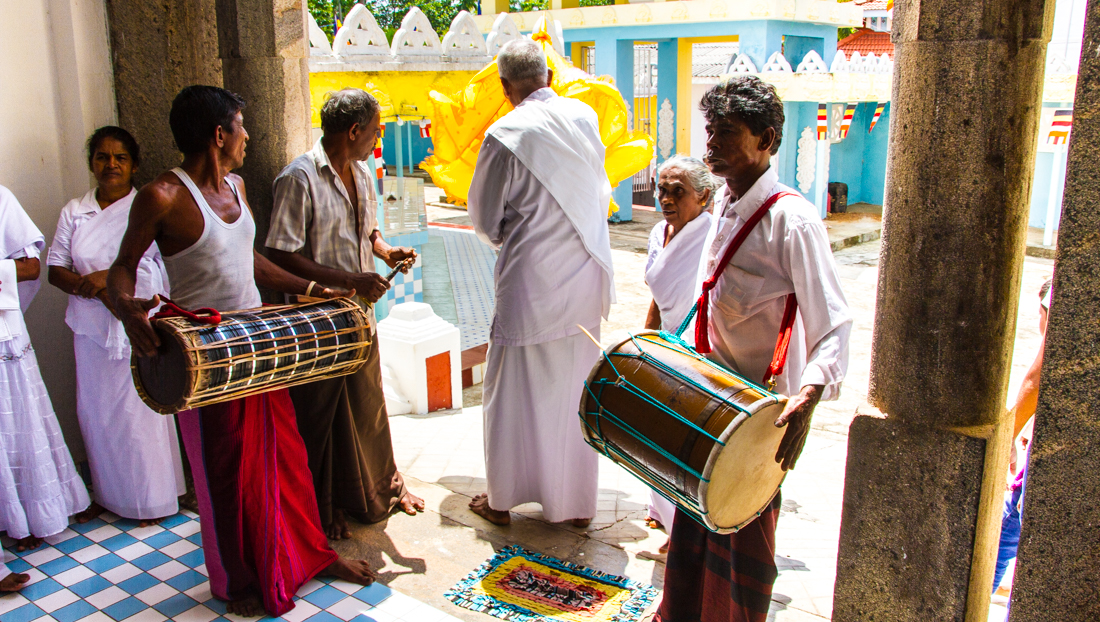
[783,35,825,68]
[381,122,435,171]
[1025,102,1073,230]
[821,102,891,206]
[776,102,819,199]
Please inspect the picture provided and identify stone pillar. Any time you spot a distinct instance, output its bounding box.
[1011,1,1100,618]
[831,0,1053,620]
[105,0,223,186]
[655,39,678,177]
[216,0,312,249]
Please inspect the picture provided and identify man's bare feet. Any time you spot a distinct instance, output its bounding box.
[326,509,351,540]
[0,572,29,592]
[658,537,670,554]
[226,594,264,617]
[571,518,591,528]
[321,556,377,585]
[644,515,663,530]
[15,536,42,551]
[469,494,511,526]
[397,492,425,516]
[138,516,169,528]
[75,502,105,524]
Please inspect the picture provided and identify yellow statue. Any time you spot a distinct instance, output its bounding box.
[422,18,655,215]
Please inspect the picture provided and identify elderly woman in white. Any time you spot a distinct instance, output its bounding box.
[47,127,183,527]
[642,155,717,540]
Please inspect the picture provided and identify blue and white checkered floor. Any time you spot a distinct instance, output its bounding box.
[0,510,460,622]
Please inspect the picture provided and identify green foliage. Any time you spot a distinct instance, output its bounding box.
[509,0,547,10]
[364,0,480,35]
[308,0,336,42]
[837,26,859,41]
[578,0,614,6]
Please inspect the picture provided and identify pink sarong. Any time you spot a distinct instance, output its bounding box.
[178,389,337,616]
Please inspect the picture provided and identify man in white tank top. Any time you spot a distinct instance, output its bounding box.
[107,85,375,618]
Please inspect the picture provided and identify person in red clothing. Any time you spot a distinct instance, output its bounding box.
[108,85,375,617]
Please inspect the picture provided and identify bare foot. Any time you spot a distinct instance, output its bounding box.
[15,536,42,552]
[75,502,105,524]
[469,494,510,526]
[325,509,351,540]
[398,491,425,516]
[321,556,377,585]
[644,515,663,530]
[0,572,29,592]
[571,518,592,528]
[658,537,670,554]
[225,594,264,617]
[138,516,169,528]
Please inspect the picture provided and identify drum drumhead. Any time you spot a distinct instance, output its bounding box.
[703,398,788,532]
[132,325,191,413]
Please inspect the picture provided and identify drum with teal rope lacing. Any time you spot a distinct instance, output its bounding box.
[578,329,788,534]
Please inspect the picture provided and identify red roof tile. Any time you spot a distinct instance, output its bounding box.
[854,0,889,9]
[838,28,894,57]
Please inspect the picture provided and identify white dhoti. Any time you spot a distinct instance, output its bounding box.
[73,335,184,518]
[482,331,601,523]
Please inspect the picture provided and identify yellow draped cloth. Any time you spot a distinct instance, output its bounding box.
[422,19,654,214]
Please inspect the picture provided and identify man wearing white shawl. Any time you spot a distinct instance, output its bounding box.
[0,184,90,551]
[467,38,614,527]
[641,155,716,536]
[47,127,184,525]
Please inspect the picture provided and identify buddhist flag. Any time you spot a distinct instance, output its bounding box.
[373,142,384,193]
[1048,109,1073,145]
[817,103,828,140]
[868,102,886,133]
[419,120,432,138]
[839,103,858,139]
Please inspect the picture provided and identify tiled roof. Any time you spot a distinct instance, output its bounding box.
[854,0,890,9]
[837,28,894,57]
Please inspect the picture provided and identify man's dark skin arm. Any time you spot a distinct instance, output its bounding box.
[267,229,415,304]
[14,258,39,282]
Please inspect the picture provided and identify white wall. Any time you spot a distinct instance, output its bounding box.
[0,0,117,460]
[1050,0,1087,70]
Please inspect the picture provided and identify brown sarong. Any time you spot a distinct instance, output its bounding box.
[655,493,781,622]
[289,340,407,526]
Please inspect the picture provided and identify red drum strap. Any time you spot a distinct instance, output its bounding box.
[695,191,798,387]
[153,296,222,325]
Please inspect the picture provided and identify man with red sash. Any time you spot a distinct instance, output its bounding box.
[108,85,375,618]
[655,76,852,622]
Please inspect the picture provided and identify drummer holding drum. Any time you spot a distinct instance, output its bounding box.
[652,76,852,622]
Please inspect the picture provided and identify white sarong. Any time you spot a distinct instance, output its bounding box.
[64,189,184,519]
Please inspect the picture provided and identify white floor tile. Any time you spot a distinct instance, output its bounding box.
[147,560,187,582]
[169,522,201,539]
[126,525,165,541]
[99,562,141,584]
[22,547,63,566]
[328,579,364,595]
[116,542,155,562]
[126,608,168,622]
[86,585,128,609]
[135,582,178,606]
[36,587,79,613]
[171,605,219,622]
[53,565,96,587]
[295,579,324,596]
[373,591,423,618]
[44,530,78,545]
[69,544,109,564]
[73,612,114,622]
[182,583,212,603]
[0,593,29,615]
[275,600,320,622]
[326,596,375,621]
[159,540,198,559]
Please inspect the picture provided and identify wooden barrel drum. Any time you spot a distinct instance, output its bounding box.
[579,331,789,533]
[133,298,371,414]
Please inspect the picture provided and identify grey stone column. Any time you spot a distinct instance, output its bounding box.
[105,0,223,186]
[831,0,1053,620]
[1010,0,1100,618]
[215,0,312,248]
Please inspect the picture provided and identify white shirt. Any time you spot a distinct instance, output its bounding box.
[469,89,613,347]
[697,166,851,400]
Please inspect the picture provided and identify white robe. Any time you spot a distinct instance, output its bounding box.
[469,88,614,521]
[642,211,713,530]
[48,189,184,519]
[0,185,90,539]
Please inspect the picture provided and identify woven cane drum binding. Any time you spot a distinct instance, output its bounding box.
[579,331,788,533]
[132,298,371,414]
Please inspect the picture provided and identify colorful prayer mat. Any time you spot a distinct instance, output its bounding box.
[445,545,659,622]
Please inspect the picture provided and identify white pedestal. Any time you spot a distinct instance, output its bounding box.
[376,302,462,414]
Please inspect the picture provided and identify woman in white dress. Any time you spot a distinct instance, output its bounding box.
[0,185,91,550]
[47,127,184,526]
[643,155,717,546]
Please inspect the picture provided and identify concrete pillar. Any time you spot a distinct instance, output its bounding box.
[1011,0,1100,617]
[655,39,678,178]
[735,21,783,71]
[216,0,312,248]
[831,0,1053,619]
[595,36,634,221]
[550,0,580,8]
[104,0,223,186]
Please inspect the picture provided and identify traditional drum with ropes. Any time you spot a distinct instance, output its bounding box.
[579,331,788,533]
[579,190,800,533]
[132,297,372,414]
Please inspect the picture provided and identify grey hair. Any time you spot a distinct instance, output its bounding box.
[320,88,379,135]
[497,38,548,85]
[659,155,719,204]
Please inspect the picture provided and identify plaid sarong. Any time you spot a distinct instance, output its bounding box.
[655,493,781,622]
